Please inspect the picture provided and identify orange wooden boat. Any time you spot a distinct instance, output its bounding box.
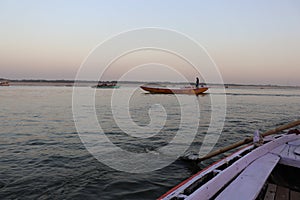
[140,86,208,95]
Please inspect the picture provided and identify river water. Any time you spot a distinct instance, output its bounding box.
[1,85,299,199]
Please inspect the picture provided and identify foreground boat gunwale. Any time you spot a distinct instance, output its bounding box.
[158,144,253,200]
[158,133,300,200]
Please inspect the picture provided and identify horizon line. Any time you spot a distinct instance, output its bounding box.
[1,78,300,88]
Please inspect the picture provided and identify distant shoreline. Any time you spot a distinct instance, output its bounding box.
[1,79,299,89]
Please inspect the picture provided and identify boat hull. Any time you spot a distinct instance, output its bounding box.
[140,86,208,95]
[92,85,120,89]
[0,81,9,86]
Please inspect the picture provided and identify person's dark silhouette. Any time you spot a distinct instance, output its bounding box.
[196,77,199,88]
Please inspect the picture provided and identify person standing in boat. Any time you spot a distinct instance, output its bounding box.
[196,77,199,88]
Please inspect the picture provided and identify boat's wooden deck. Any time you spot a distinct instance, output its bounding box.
[264,183,300,200]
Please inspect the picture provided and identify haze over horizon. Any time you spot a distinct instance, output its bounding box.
[1,0,300,86]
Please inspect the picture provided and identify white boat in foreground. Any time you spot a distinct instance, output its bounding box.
[159,128,300,200]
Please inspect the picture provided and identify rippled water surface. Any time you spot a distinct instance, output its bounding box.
[1,86,300,199]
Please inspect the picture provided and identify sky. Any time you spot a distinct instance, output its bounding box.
[0,0,300,85]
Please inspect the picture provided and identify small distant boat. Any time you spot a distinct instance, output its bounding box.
[92,81,120,89]
[0,81,9,86]
[159,121,300,200]
[140,85,208,95]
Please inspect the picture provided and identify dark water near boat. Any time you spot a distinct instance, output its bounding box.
[1,85,300,199]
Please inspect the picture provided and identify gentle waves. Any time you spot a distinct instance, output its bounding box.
[1,86,300,199]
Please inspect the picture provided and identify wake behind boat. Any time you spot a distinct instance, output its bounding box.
[140,85,208,95]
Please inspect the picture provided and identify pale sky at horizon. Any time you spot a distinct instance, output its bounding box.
[0,0,300,86]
